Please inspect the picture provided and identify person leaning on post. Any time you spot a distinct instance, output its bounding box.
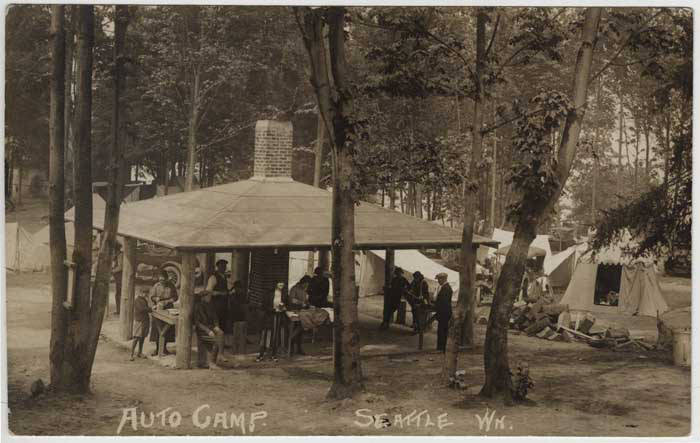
[194,289,226,369]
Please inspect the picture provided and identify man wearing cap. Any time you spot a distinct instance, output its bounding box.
[380,267,409,329]
[434,272,453,352]
[194,290,225,369]
[206,259,231,336]
[408,271,430,333]
[148,269,179,356]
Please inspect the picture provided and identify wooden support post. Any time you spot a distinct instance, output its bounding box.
[231,249,249,290]
[384,248,395,288]
[176,252,196,369]
[318,248,330,272]
[119,237,136,341]
[205,252,215,280]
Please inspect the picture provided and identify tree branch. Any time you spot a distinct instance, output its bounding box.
[589,9,665,83]
[484,13,501,58]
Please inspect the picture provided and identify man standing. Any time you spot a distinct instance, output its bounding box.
[111,242,123,315]
[148,269,178,356]
[408,271,430,333]
[308,267,330,308]
[380,267,409,329]
[206,259,231,337]
[434,272,453,352]
[194,290,225,369]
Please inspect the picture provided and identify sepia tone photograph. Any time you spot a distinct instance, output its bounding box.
[2,3,693,438]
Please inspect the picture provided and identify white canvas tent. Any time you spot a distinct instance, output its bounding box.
[5,222,45,272]
[543,245,580,288]
[480,228,552,264]
[357,249,460,297]
[559,241,667,317]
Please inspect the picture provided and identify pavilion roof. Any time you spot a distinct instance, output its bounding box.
[66,178,498,251]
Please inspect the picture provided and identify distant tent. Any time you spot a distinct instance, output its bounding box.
[5,222,43,272]
[559,240,667,317]
[543,245,580,288]
[481,228,552,264]
[357,249,462,297]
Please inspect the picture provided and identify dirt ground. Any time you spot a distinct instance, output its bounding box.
[4,270,692,437]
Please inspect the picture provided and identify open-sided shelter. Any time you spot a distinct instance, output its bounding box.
[68,120,498,368]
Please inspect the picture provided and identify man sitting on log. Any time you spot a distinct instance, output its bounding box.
[195,290,226,369]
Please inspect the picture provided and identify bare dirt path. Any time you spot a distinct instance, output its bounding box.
[5,272,691,437]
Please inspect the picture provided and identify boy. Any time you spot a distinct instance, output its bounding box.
[131,288,151,361]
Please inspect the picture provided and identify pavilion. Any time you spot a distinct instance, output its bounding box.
[70,120,498,368]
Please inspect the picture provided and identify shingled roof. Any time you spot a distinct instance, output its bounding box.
[67,177,498,252]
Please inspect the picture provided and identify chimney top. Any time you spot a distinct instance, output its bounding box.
[252,120,293,181]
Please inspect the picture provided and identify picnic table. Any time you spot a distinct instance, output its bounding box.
[151,310,178,358]
[284,308,333,357]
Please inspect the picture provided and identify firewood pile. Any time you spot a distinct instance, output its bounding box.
[509,295,655,351]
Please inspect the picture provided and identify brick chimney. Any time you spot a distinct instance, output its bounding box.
[253,120,293,180]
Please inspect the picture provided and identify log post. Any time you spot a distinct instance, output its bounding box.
[382,248,395,322]
[119,237,136,341]
[231,249,249,289]
[205,252,215,280]
[176,251,196,369]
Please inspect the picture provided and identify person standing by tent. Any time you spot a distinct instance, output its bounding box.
[111,242,123,315]
[408,271,430,333]
[380,267,409,329]
[434,272,453,352]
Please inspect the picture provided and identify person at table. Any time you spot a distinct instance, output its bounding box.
[380,267,409,330]
[206,259,231,336]
[130,288,151,361]
[194,290,225,369]
[308,267,330,308]
[434,272,453,352]
[286,276,311,311]
[148,269,178,356]
[257,282,286,362]
[408,271,430,333]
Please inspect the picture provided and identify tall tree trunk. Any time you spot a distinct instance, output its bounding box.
[64,6,75,202]
[308,111,326,274]
[87,5,130,377]
[443,8,486,382]
[644,123,651,180]
[63,4,94,393]
[185,70,200,192]
[480,7,601,402]
[49,4,69,389]
[297,6,362,399]
[617,86,624,194]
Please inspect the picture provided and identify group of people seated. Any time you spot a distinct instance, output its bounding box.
[380,268,454,352]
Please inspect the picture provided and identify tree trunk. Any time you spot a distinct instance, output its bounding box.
[176,252,196,368]
[308,111,326,274]
[64,6,75,201]
[617,86,624,194]
[86,5,130,377]
[297,6,362,398]
[480,7,601,402]
[62,4,94,393]
[644,123,651,180]
[443,9,487,382]
[49,5,69,389]
[185,69,200,192]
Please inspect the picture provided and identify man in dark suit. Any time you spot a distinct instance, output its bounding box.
[308,267,330,308]
[434,272,453,352]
